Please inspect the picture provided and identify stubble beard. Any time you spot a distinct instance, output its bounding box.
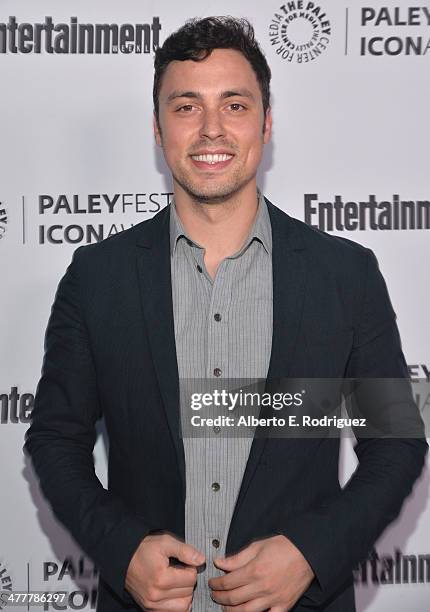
[172,161,252,205]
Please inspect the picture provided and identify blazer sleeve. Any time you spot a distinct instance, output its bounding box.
[24,246,150,604]
[277,247,428,606]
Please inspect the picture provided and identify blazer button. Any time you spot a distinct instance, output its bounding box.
[213,368,222,377]
[212,538,220,548]
[213,425,221,434]
[211,482,220,492]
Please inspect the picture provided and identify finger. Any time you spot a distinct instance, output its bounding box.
[214,545,257,572]
[163,565,199,589]
[211,582,265,607]
[209,563,252,591]
[221,597,271,612]
[164,538,205,567]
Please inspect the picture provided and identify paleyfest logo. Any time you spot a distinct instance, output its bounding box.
[269,1,331,63]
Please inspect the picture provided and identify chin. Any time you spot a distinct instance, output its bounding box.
[187,186,240,204]
[179,176,247,203]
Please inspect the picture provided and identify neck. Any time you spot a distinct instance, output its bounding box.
[172,181,260,259]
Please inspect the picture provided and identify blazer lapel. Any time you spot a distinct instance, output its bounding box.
[135,206,186,502]
[227,199,308,545]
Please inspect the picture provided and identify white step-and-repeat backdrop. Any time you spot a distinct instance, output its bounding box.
[1,1,429,610]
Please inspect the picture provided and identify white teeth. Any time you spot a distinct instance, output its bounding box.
[191,154,233,164]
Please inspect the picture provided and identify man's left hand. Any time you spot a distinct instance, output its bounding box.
[208,534,314,611]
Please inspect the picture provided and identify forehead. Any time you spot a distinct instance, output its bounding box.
[159,48,260,98]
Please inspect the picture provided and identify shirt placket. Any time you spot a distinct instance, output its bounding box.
[196,250,236,607]
[208,258,232,582]
[179,235,269,611]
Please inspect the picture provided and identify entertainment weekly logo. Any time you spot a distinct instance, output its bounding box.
[269,1,331,63]
[0,16,161,54]
[354,548,430,586]
[304,193,430,231]
[0,386,34,424]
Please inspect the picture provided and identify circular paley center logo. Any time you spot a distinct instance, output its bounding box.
[0,200,8,241]
[269,1,331,63]
[0,559,13,610]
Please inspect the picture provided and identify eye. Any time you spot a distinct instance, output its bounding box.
[176,104,195,112]
[229,103,246,112]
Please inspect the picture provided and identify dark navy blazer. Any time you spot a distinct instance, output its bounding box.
[25,199,428,611]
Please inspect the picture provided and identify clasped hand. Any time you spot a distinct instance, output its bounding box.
[209,534,314,611]
[126,532,314,611]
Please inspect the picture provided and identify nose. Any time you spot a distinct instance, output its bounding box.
[199,108,226,140]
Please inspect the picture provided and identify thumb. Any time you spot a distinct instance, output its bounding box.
[214,545,255,571]
[165,538,205,567]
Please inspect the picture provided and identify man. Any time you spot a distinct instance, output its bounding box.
[25,16,427,612]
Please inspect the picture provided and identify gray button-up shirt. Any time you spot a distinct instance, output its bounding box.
[170,191,273,610]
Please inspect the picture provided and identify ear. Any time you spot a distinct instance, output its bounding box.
[153,113,162,146]
[263,106,272,144]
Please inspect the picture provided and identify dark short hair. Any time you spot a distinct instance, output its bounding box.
[153,16,271,126]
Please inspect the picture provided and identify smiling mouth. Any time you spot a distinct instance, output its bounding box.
[190,153,234,169]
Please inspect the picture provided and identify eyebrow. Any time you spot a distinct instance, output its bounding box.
[166,88,255,103]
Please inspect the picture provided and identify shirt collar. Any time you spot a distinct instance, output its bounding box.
[169,189,272,257]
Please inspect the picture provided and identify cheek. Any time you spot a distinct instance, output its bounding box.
[161,134,186,164]
[243,137,264,164]
[236,123,264,153]
[162,124,195,158]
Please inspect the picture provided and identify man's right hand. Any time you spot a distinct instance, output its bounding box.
[125,532,205,611]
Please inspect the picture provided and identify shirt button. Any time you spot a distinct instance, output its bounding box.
[196,264,203,273]
[214,313,222,322]
[213,368,222,377]
[212,538,220,549]
[213,425,221,434]
[211,482,220,492]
